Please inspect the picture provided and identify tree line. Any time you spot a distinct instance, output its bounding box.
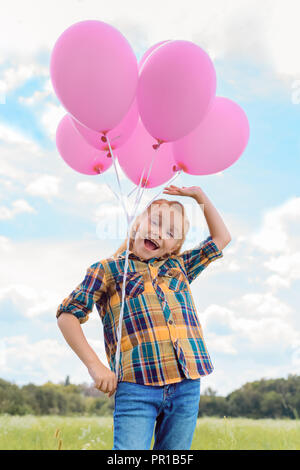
[0,374,299,419]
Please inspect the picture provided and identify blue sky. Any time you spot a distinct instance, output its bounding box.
[0,0,300,396]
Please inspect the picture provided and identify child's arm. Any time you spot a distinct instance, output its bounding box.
[163,184,231,283]
[192,186,231,250]
[56,262,117,398]
[57,314,117,398]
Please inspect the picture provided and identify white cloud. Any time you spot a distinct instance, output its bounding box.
[76,181,115,203]
[227,260,240,272]
[229,291,293,318]
[0,62,48,96]
[249,197,300,289]
[0,237,115,320]
[205,331,237,355]
[189,194,300,396]
[0,0,299,92]
[26,175,61,200]
[0,178,14,197]
[265,0,300,78]
[0,133,142,226]
[0,199,36,220]
[238,316,299,349]
[203,361,300,396]
[0,284,55,318]
[40,101,65,141]
[264,274,290,290]
[1,335,73,381]
[0,122,40,152]
[0,237,114,384]
[264,252,300,283]
[250,197,300,254]
[201,288,299,353]
[18,79,54,106]
[0,236,13,252]
[202,304,235,329]
[0,333,109,386]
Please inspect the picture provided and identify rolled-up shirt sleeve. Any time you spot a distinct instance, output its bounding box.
[178,235,223,284]
[56,262,107,324]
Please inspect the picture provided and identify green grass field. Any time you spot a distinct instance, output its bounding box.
[0,415,299,450]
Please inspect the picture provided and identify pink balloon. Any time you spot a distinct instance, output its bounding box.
[137,40,216,142]
[138,40,171,71]
[56,115,113,175]
[172,97,250,175]
[116,119,177,188]
[70,99,139,152]
[50,20,138,132]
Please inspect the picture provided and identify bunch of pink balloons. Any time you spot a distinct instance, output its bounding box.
[50,20,250,187]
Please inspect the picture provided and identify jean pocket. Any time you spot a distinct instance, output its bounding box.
[116,380,148,397]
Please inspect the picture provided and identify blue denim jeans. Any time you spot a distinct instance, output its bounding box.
[112,377,201,450]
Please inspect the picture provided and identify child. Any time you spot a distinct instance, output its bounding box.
[56,185,231,450]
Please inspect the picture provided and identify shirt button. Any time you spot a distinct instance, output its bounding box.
[168,319,173,325]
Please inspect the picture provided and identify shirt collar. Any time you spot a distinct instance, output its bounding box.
[117,249,166,264]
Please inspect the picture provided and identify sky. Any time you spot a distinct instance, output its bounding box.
[0,0,300,396]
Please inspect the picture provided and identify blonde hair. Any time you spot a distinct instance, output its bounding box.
[112,198,190,259]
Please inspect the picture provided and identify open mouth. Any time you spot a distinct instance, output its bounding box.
[144,238,160,251]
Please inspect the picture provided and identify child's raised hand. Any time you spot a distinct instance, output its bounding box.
[163,185,203,199]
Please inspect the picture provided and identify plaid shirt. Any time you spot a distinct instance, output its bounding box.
[56,235,223,386]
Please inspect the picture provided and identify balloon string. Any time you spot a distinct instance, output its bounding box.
[106,136,129,223]
[143,169,182,211]
[114,163,148,381]
[103,135,143,381]
[113,144,162,381]
[142,141,160,188]
[103,138,177,382]
[114,227,130,381]
[115,168,182,381]
[127,185,138,198]
[101,172,122,204]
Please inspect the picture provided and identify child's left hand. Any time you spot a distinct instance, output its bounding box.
[163,185,203,199]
